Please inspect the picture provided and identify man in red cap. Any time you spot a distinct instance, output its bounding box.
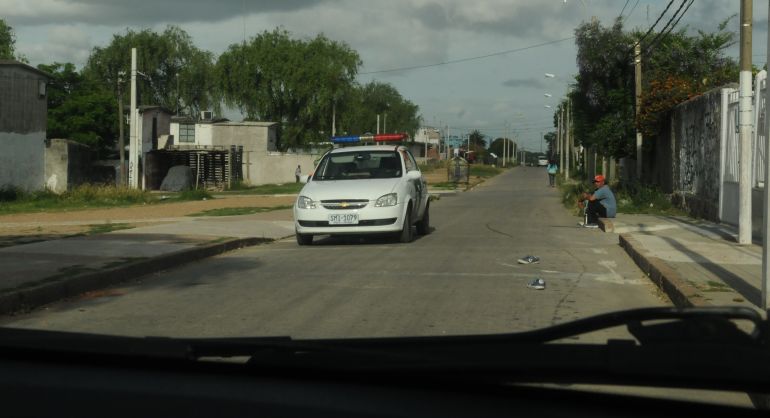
[577,174,616,228]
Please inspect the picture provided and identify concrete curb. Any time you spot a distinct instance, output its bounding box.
[618,233,708,308]
[0,237,273,316]
[598,218,614,233]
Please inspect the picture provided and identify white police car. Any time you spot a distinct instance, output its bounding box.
[293,134,430,245]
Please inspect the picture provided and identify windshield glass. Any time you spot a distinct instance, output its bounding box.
[313,151,401,180]
[0,0,767,410]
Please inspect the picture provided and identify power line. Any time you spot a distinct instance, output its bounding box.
[624,0,641,21]
[618,0,631,19]
[360,36,575,75]
[625,0,676,57]
[642,0,691,57]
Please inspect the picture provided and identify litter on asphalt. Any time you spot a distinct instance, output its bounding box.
[517,255,540,264]
[527,278,546,290]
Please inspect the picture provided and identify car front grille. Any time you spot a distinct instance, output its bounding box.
[320,199,369,210]
[298,218,397,227]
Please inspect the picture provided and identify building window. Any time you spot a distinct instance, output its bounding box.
[179,123,195,143]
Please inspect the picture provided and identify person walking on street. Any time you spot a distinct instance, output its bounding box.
[295,165,302,183]
[546,160,558,187]
[577,175,616,228]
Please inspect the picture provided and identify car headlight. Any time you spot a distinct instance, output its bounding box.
[297,195,316,209]
[375,193,398,207]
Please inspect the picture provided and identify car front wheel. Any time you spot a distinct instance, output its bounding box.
[398,206,413,243]
[296,231,313,246]
[416,202,430,235]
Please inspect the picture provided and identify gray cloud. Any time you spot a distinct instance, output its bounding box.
[502,77,546,89]
[5,0,337,25]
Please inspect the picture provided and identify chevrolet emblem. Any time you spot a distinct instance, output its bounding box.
[340,202,349,208]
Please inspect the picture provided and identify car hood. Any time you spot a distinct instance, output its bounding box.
[301,178,402,201]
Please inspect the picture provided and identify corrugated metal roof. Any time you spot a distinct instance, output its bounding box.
[0,59,52,78]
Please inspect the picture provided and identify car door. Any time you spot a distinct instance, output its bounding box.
[400,149,426,219]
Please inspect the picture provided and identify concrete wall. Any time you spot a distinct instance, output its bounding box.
[44,138,92,193]
[669,87,724,221]
[249,152,321,184]
[0,133,45,190]
[139,110,171,153]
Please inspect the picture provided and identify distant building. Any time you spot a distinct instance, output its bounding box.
[0,60,50,190]
[414,127,441,145]
[164,118,321,186]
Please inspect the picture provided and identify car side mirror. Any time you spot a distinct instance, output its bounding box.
[300,174,310,184]
[406,170,422,180]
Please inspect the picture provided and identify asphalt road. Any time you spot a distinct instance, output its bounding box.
[2,167,666,341]
[5,167,757,408]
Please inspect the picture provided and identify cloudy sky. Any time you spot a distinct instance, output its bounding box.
[3,0,769,151]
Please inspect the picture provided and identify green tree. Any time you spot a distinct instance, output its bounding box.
[572,18,635,159]
[489,137,515,161]
[568,17,738,161]
[544,131,556,157]
[217,28,361,149]
[636,19,737,138]
[40,62,116,154]
[0,19,16,60]
[84,26,218,116]
[338,81,421,139]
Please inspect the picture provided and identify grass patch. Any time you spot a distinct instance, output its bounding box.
[87,223,134,235]
[222,182,304,195]
[558,180,686,216]
[613,183,686,215]
[429,181,459,190]
[702,280,732,292]
[176,189,213,201]
[188,205,293,217]
[469,165,502,178]
[0,185,155,214]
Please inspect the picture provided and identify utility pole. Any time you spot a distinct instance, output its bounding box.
[117,71,125,187]
[566,97,571,181]
[738,0,753,245]
[558,106,564,174]
[376,114,380,134]
[634,40,643,180]
[128,48,139,189]
[556,110,561,166]
[762,0,770,309]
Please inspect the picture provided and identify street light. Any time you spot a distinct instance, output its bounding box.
[544,93,552,98]
[544,73,556,78]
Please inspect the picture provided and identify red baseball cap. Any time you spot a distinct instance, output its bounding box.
[594,175,605,183]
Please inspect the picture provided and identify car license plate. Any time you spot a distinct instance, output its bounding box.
[328,213,359,225]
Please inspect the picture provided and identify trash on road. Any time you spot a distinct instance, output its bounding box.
[517,255,540,264]
[527,278,546,290]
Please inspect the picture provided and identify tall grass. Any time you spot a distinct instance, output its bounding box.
[559,180,684,216]
[0,185,154,214]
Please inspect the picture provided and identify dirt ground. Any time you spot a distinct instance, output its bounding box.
[0,195,296,246]
[0,167,490,246]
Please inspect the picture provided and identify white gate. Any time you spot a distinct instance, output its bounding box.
[720,88,740,225]
[719,70,767,226]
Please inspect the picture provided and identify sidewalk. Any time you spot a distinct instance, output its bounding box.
[0,211,296,315]
[598,214,763,310]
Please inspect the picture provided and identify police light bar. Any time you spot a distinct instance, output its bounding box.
[331,133,408,144]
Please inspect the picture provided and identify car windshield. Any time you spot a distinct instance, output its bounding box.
[313,151,401,180]
[1,0,768,410]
